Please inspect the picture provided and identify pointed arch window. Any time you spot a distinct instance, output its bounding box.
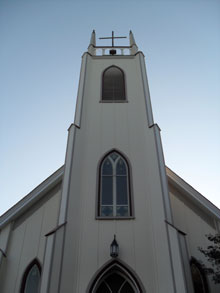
[190,259,209,293]
[96,271,136,292]
[102,66,126,101]
[88,260,144,292]
[98,151,132,218]
[20,259,41,293]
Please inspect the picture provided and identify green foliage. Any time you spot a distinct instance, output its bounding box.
[198,234,220,284]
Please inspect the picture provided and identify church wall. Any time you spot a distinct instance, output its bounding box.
[59,54,177,293]
[0,184,61,293]
[169,184,220,293]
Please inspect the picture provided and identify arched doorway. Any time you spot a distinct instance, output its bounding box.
[87,259,145,293]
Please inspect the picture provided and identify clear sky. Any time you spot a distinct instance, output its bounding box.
[0,0,220,215]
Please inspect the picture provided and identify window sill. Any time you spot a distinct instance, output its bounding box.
[96,216,135,220]
[99,100,128,103]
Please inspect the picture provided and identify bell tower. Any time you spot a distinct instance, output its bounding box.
[40,31,188,293]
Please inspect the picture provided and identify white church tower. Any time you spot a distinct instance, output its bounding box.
[2,30,220,293]
[39,31,190,293]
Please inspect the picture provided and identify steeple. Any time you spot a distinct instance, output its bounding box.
[129,30,138,54]
[88,30,96,55]
[44,31,188,293]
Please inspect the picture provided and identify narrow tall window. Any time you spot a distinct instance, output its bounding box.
[99,151,131,217]
[102,66,125,101]
[20,260,41,293]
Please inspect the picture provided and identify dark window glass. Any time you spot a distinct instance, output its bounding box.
[116,176,128,205]
[120,282,135,293]
[191,264,207,293]
[23,264,41,293]
[99,151,131,217]
[102,67,125,101]
[101,176,113,205]
[96,272,135,293]
[96,282,111,293]
[105,273,125,291]
[116,159,126,175]
[102,158,113,175]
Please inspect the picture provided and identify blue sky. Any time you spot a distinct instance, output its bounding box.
[0,0,220,215]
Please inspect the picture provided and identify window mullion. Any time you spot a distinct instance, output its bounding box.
[113,165,117,217]
[126,172,130,214]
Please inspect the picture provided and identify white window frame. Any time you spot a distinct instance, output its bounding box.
[99,152,130,217]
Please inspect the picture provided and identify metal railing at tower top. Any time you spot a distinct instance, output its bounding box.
[93,46,132,56]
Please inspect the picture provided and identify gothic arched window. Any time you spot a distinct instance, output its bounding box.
[102,66,126,101]
[96,271,136,292]
[190,258,209,293]
[88,260,144,292]
[20,259,41,293]
[98,151,131,218]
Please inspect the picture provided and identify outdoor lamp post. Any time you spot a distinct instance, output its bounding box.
[110,235,119,258]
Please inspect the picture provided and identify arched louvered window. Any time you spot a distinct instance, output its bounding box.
[102,66,126,101]
[20,259,41,293]
[99,151,131,217]
[190,258,209,293]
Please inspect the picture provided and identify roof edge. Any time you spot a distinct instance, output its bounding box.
[1,165,219,229]
[0,166,64,229]
[166,166,220,220]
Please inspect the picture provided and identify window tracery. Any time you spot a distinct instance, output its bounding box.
[96,271,136,293]
[99,151,131,218]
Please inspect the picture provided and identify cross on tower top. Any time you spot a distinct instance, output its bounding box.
[99,31,127,47]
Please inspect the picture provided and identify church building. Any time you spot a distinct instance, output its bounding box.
[0,31,219,293]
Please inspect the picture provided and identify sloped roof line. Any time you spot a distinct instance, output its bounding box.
[166,166,220,220]
[0,166,64,229]
[1,165,219,230]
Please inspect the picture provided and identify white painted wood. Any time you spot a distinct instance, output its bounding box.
[88,30,96,55]
[57,49,181,292]
[37,189,61,261]
[167,224,187,293]
[58,123,76,224]
[48,226,65,293]
[169,185,220,292]
[40,234,54,293]
[0,220,26,293]
[0,223,11,267]
[178,232,194,293]
[0,187,61,293]
[167,167,220,220]
[74,53,88,127]
[138,52,154,126]
[13,207,44,293]
[0,167,63,229]
[152,124,173,223]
